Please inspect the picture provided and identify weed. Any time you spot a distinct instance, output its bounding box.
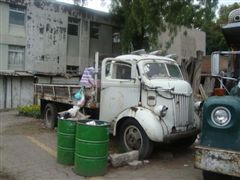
[17,105,41,119]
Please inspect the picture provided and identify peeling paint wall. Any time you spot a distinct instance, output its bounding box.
[25,0,115,74]
[26,0,68,73]
[77,19,90,73]
[0,0,118,109]
[0,0,117,74]
[0,45,8,70]
[158,27,206,64]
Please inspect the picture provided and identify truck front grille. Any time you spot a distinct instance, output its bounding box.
[174,94,193,128]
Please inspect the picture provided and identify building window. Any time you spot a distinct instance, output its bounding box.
[8,45,25,67]
[9,4,25,26]
[90,22,100,39]
[68,17,80,36]
[66,65,79,74]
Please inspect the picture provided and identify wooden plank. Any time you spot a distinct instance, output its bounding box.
[199,84,208,100]
[180,59,190,82]
[189,57,195,84]
[203,77,215,96]
[192,51,203,97]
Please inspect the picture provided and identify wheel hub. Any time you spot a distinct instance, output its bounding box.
[124,125,143,150]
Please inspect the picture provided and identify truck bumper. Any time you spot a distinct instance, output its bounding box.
[195,146,240,177]
[163,128,199,142]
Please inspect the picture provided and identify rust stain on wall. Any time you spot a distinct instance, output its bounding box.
[5,0,113,74]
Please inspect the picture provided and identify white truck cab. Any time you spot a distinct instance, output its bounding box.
[99,53,200,158]
[36,52,200,159]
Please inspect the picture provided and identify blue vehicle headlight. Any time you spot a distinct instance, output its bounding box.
[211,106,231,126]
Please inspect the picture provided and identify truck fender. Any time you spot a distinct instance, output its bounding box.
[113,106,167,142]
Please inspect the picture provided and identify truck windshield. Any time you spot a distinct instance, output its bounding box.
[166,64,182,78]
[143,62,182,79]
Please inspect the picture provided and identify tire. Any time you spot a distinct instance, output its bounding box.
[203,171,232,180]
[119,119,153,159]
[172,135,197,148]
[44,103,57,129]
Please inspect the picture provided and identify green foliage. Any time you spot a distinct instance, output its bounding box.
[218,3,240,25]
[110,0,219,52]
[17,105,41,119]
[76,0,240,54]
[205,2,240,54]
[205,22,228,54]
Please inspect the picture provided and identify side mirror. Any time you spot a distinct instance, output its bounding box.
[211,53,220,76]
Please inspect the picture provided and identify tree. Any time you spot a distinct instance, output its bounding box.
[74,0,240,54]
[218,3,240,25]
[205,3,240,53]
[198,0,220,54]
[110,0,218,52]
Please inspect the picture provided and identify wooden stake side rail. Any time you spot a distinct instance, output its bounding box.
[34,84,81,105]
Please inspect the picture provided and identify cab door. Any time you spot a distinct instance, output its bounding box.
[99,59,140,122]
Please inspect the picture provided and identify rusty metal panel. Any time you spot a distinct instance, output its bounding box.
[195,146,240,177]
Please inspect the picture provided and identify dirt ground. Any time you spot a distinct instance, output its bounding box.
[0,110,202,180]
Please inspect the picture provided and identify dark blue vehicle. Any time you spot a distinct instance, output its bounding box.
[195,8,240,180]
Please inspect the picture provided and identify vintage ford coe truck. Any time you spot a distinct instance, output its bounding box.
[35,52,200,159]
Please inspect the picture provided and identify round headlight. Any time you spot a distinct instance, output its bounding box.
[211,107,231,126]
[154,105,168,117]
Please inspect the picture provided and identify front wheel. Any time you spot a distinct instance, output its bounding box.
[119,119,153,159]
[44,103,57,129]
[203,171,232,180]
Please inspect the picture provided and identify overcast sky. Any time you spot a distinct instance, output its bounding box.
[57,0,239,13]
[57,0,110,12]
[219,0,239,6]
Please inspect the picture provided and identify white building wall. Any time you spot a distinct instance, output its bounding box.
[0,2,9,34]
[89,24,113,64]
[0,1,26,71]
[26,2,68,73]
[0,1,9,55]
[0,77,4,109]
[0,45,8,70]
[78,19,90,73]
[0,0,118,109]
[159,26,206,64]
[0,0,117,74]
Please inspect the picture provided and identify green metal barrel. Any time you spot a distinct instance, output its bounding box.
[57,119,76,165]
[74,119,109,177]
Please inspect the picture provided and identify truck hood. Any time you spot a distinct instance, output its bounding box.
[143,78,192,96]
